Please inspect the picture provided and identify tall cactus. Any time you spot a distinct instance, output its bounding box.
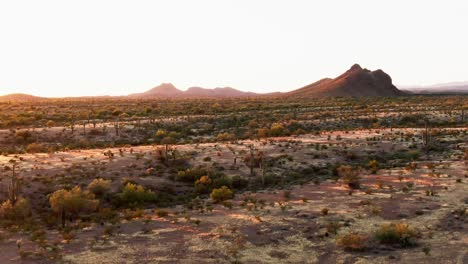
[422,119,431,151]
[249,144,255,177]
[5,160,21,205]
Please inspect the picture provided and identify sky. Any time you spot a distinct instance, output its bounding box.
[0,0,467,97]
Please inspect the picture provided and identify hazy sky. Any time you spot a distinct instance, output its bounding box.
[1,0,467,97]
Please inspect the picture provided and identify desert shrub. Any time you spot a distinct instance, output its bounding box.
[244,151,266,168]
[176,168,207,182]
[194,175,213,194]
[116,183,157,207]
[257,128,270,138]
[26,143,48,153]
[212,175,233,188]
[210,186,234,203]
[337,233,368,251]
[269,123,287,137]
[217,132,235,142]
[326,221,341,234]
[391,150,420,161]
[231,176,248,189]
[49,187,99,222]
[15,130,33,143]
[94,207,118,223]
[155,209,169,217]
[337,165,361,189]
[0,198,31,221]
[123,208,144,220]
[254,172,281,186]
[46,120,55,128]
[87,178,111,197]
[367,160,379,174]
[374,223,418,247]
[321,208,329,215]
[88,128,104,136]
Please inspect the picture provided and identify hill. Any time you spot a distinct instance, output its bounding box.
[287,64,404,98]
[0,93,44,102]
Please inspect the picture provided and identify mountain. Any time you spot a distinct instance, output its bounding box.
[130,83,183,98]
[287,64,404,98]
[130,83,258,98]
[0,93,44,102]
[400,81,468,95]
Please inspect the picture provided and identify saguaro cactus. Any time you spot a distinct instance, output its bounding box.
[422,119,432,150]
[5,159,21,205]
[249,144,255,177]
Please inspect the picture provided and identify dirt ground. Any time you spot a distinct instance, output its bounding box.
[0,128,466,263]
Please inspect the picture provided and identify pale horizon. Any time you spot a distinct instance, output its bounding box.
[1,0,467,97]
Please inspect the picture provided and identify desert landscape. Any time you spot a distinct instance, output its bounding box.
[1,1,468,263]
[0,77,466,263]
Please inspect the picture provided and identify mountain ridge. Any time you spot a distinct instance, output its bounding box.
[7,64,459,100]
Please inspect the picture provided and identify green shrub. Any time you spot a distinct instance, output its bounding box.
[87,178,111,197]
[117,183,157,207]
[231,176,248,189]
[176,168,207,182]
[212,175,233,188]
[0,197,31,221]
[210,186,234,203]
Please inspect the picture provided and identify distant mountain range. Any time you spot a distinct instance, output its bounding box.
[129,83,258,98]
[399,81,468,95]
[2,64,466,101]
